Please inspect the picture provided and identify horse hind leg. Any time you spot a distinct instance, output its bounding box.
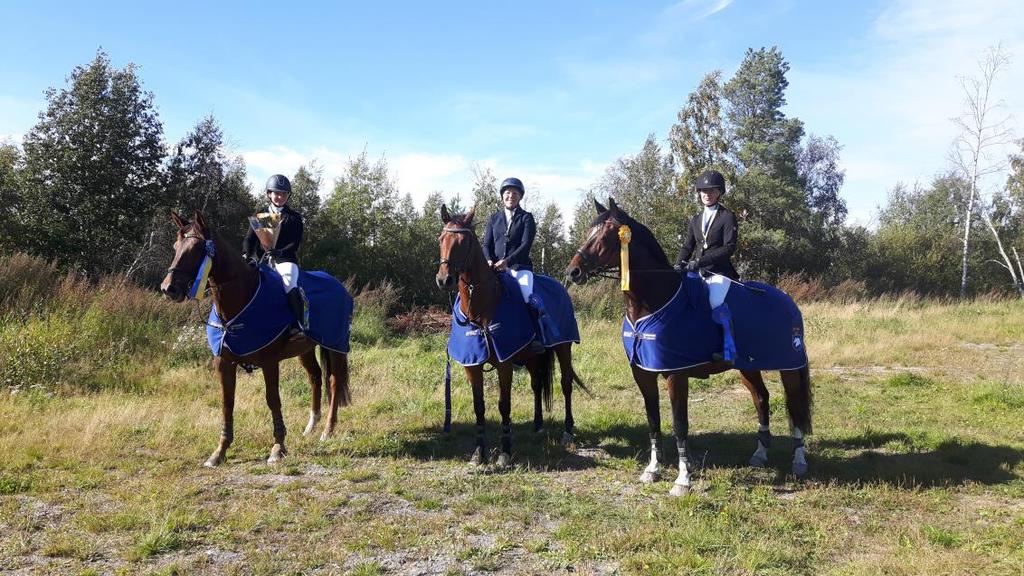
[298,349,323,437]
[322,350,350,441]
[554,343,576,445]
[739,370,771,468]
[781,365,813,478]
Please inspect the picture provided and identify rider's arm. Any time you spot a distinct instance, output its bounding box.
[675,217,697,266]
[275,214,304,254]
[482,214,497,264]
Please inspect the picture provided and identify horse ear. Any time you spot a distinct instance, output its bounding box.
[608,197,620,216]
[593,198,607,214]
[193,210,210,235]
[465,205,476,226]
[440,204,451,224]
[170,211,187,230]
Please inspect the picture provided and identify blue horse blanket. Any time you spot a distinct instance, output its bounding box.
[622,274,806,372]
[447,273,580,366]
[206,266,353,357]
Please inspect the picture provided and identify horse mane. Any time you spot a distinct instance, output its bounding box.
[593,206,672,268]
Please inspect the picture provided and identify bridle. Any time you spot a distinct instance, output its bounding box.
[573,221,623,282]
[165,229,208,285]
[438,226,477,277]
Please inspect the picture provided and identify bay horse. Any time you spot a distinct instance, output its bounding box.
[566,198,812,496]
[160,211,350,467]
[436,205,588,467]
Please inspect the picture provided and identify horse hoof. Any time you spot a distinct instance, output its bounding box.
[470,447,487,467]
[793,461,808,478]
[320,426,335,442]
[669,483,690,497]
[639,471,660,484]
[749,454,769,468]
[267,444,287,464]
[203,454,224,468]
[496,453,512,469]
[302,413,320,437]
[560,432,575,446]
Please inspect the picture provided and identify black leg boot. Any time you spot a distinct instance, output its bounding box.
[286,289,308,332]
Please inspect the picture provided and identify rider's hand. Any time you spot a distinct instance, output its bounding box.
[673,263,684,274]
[685,260,700,272]
[493,259,508,272]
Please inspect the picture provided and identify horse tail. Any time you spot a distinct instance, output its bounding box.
[797,363,813,434]
[541,347,554,413]
[571,369,594,399]
[320,346,352,407]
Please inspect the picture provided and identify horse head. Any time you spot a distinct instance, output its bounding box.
[160,210,214,302]
[567,197,672,284]
[566,197,626,284]
[436,204,478,291]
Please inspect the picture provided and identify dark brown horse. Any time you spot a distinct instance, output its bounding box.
[160,211,350,467]
[436,205,588,467]
[566,199,812,496]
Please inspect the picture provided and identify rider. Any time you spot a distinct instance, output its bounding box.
[243,174,309,331]
[674,169,738,363]
[481,177,558,350]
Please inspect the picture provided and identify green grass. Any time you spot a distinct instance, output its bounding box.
[0,298,1022,574]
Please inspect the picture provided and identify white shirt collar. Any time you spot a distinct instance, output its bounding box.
[269,204,284,214]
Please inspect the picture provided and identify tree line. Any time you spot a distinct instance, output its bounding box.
[1,48,1021,307]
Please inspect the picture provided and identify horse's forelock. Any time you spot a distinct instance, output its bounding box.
[448,214,478,231]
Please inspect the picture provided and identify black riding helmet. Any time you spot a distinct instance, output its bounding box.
[499,177,525,197]
[694,169,726,193]
[265,174,292,195]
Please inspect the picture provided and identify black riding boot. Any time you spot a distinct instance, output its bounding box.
[286,288,309,332]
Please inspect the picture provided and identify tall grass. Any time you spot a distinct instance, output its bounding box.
[0,253,199,394]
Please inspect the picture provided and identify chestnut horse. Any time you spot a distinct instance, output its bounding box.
[566,199,812,496]
[436,205,588,467]
[160,211,350,467]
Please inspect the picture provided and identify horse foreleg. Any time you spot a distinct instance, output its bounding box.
[496,363,514,468]
[666,372,692,496]
[298,350,322,437]
[323,352,350,441]
[263,362,287,463]
[466,365,488,466]
[632,365,662,483]
[555,344,576,445]
[205,358,237,467]
[740,370,772,468]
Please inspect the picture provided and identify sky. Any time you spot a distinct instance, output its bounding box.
[2,0,1023,228]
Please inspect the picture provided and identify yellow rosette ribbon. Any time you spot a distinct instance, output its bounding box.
[618,224,632,291]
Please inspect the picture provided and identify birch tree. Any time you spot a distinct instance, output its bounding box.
[950,45,1014,298]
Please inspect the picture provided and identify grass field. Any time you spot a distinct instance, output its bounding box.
[1,296,1022,575]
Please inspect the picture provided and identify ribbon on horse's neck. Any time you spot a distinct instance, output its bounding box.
[618,224,632,291]
[187,235,216,300]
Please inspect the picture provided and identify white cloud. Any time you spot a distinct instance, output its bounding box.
[786,0,1024,227]
[663,0,734,22]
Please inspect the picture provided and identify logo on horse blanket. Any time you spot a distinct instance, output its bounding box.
[206,266,353,357]
[622,275,807,372]
[447,273,580,367]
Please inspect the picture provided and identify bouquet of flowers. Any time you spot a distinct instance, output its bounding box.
[248,211,282,251]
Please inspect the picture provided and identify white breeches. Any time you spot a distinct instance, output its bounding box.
[508,269,534,302]
[705,274,732,309]
[275,262,300,291]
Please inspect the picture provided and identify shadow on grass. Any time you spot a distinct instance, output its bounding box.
[362,419,602,472]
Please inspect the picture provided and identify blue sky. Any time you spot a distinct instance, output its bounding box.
[2,0,1023,227]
